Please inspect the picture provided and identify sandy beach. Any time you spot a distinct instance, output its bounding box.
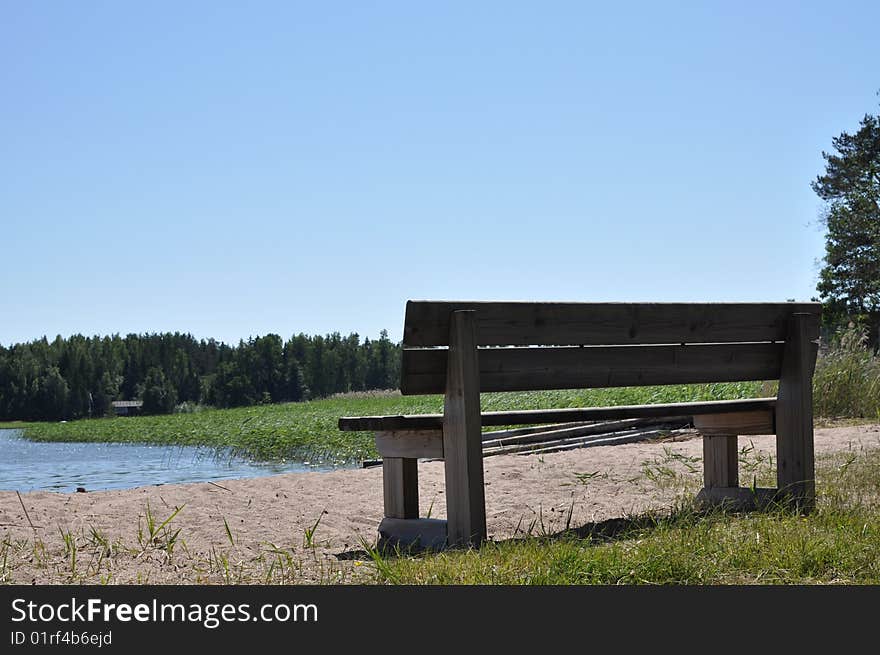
[2,423,878,584]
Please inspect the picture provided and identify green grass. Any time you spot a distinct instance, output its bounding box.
[16,383,766,465]
[367,446,880,584]
[0,421,30,429]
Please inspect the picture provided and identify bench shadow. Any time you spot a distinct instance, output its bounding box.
[333,492,809,562]
[333,487,814,562]
[532,511,684,544]
[489,504,729,550]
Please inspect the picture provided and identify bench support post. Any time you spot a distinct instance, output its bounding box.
[382,457,419,519]
[703,435,738,488]
[775,313,819,512]
[443,310,487,547]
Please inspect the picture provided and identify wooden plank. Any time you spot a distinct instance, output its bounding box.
[702,435,738,488]
[403,301,822,347]
[377,518,447,551]
[375,430,443,458]
[482,419,639,446]
[480,421,594,440]
[401,342,784,395]
[775,312,820,511]
[693,410,775,436]
[442,311,487,547]
[481,417,688,448]
[382,458,419,520]
[340,413,443,432]
[505,428,696,457]
[485,399,771,425]
[484,427,671,457]
[339,397,778,432]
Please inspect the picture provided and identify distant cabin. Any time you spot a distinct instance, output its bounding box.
[111,400,143,417]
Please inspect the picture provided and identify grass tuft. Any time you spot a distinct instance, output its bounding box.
[813,325,880,419]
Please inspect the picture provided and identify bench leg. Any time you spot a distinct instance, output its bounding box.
[694,412,777,510]
[703,435,738,489]
[382,457,419,519]
[697,435,778,509]
[378,458,449,551]
[443,310,487,547]
[775,313,819,512]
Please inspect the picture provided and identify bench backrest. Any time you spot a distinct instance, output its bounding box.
[400,301,821,395]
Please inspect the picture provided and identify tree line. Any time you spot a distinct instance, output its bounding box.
[0,330,401,421]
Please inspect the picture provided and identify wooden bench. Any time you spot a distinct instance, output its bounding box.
[339,301,821,548]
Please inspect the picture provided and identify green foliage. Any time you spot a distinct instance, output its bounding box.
[173,401,207,414]
[138,502,185,556]
[140,367,177,415]
[21,394,422,464]
[92,371,122,417]
[0,329,400,421]
[33,366,68,421]
[813,96,880,317]
[813,324,880,418]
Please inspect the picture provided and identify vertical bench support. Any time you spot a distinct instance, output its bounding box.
[693,410,776,509]
[442,310,487,547]
[382,457,419,519]
[703,435,738,488]
[775,313,820,511]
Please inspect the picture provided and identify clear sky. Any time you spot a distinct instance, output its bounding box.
[1,2,877,346]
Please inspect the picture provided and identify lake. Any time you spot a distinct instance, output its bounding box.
[0,429,338,493]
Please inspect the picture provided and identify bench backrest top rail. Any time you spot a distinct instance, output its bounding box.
[403,301,821,347]
[399,301,820,396]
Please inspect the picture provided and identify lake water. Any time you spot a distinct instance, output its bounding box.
[0,429,337,493]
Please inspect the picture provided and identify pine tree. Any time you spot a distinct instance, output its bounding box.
[813,97,880,326]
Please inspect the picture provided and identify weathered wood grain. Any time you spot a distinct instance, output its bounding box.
[375,430,443,458]
[693,410,775,436]
[775,313,820,511]
[382,457,419,520]
[401,342,784,395]
[702,435,739,488]
[483,427,671,457]
[442,311,487,547]
[479,422,593,441]
[481,417,687,448]
[404,301,821,347]
[338,397,777,432]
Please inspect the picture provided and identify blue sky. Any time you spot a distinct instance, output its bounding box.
[1,2,877,345]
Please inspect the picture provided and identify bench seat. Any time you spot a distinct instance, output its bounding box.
[339,397,777,433]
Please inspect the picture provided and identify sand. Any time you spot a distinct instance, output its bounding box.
[2,423,878,584]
